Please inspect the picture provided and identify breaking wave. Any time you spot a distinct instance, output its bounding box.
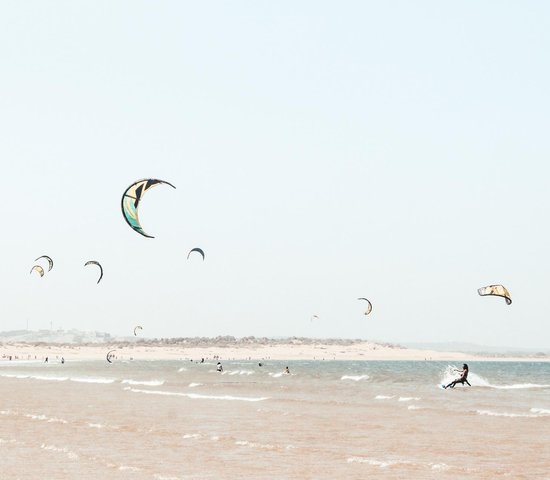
[69,376,115,384]
[121,379,165,386]
[341,374,369,381]
[476,409,547,418]
[124,387,268,402]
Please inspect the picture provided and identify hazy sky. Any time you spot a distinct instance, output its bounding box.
[1,1,549,348]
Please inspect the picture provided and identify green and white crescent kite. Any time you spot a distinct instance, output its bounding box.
[121,179,176,238]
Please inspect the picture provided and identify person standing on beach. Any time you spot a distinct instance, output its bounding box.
[444,364,470,389]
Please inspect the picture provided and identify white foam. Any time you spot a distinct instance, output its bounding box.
[0,438,17,444]
[47,416,68,424]
[223,370,254,376]
[40,444,79,460]
[121,379,165,386]
[374,395,394,400]
[87,423,105,429]
[177,367,187,372]
[187,392,268,402]
[119,465,141,472]
[31,375,68,382]
[476,409,540,418]
[25,413,68,424]
[0,373,30,379]
[398,397,420,402]
[347,457,393,467]
[188,383,203,388]
[25,414,47,421]
[407,405,421,410]
[341,374,369,381]
[489,383,550,390]
[70,377,115,384]
[347,456,448,471]
[235,440,275,450]
[269,372,283,378]
[182,433,201,439]
[530,408,550,415]
[125,387,268,402]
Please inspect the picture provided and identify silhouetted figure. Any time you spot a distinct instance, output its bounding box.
[444,364,471,389]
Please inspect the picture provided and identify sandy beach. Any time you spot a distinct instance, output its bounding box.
[1,340,547,363]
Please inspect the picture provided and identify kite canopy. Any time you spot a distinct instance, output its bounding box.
[35,255,53,272]
[187,247,205,261]
[30,265,44,277]
[84,260,103,284]
[134,325,143,336]
[477,285,512,305]
[310,315,319,322]
[121,179,176,238]
[106,349,116,363]
[357,297,373,315]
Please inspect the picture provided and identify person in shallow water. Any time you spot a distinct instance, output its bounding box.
[284,366,290,374]
[216,362,223,372]
[444,364,471,389]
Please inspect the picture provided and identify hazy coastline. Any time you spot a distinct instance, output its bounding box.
[1,334,548,363]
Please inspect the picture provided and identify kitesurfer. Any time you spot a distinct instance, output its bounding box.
[444,364,470,389]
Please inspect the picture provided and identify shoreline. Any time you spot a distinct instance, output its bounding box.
[1,342,548,363]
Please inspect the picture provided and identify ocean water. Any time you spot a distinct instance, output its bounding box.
[0,359,549,479]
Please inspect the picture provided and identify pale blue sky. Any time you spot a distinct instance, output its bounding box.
[1,1,549,347]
